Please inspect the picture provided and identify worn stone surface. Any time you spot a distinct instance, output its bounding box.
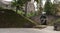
[0,26,60,33]
[54,22,60,31]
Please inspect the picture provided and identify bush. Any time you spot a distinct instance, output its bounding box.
[26,12,35,17]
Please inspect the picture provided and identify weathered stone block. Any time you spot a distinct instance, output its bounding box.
[54,22,60,31]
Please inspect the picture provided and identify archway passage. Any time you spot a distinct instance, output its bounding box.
[40,15,47,25]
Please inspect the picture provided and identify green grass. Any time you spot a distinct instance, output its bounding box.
[0,9,36,28]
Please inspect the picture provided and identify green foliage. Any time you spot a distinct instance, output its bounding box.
[35,0,41,3]
[44,1,53,15]
[26,12,35,17]
[35,0,38,2]
[11,0,31,14]
[50,4,57,15]
[17,10,25,15]
[11,0,31,7]
[44,0,58,15]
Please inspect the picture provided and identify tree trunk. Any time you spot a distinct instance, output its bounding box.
[16,6,19,14]
[16,7,18,14]
[24,1,28,16]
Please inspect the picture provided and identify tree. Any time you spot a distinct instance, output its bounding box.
[52,2,60,16]
[49,0,59,15]
[11,0,22,13]
[51,4,57,15]
[11,0,31,14]
[44,0,53,15]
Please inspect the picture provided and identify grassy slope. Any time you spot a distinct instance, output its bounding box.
[0,9,36,28]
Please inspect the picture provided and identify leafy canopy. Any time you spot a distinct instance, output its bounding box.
[44,1,53,15]
[11,0,31,6]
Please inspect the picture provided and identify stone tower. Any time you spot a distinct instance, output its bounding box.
[31,0,34,3]
[26,0,35,14]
